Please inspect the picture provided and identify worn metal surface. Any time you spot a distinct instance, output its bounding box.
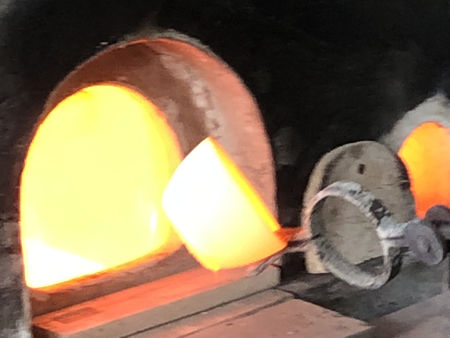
[302,141,415,274]
[426,205,450,235]
[302,181,402,289]
[297,181,449,289]
[253,180,404,289]
[404,219,445,266]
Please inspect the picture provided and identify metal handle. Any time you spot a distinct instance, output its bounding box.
[253,181,449,289]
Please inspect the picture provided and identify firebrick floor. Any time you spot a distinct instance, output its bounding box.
[139,255,448,337]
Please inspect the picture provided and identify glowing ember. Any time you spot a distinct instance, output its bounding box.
[162,137,287,271]
[398,122,450,217]
[20,84,182,288]
[23,239,106,288]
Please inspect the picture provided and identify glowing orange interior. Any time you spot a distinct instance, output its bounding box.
[398,122,450,217]
[20,84,182,288]
[162,137,287,271]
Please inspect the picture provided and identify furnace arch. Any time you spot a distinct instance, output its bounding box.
[398,121,450,217]
[381,95,450,217]
[20,34,275,315]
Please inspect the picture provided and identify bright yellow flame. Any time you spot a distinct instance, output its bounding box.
[20,84,183,288]
[398,122,450,217]
[23,238,106,288]
[162,137,287,271]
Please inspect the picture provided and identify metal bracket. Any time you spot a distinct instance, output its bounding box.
[253,181,450,290]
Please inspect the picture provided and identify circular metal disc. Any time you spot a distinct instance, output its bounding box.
[404,219,444,266]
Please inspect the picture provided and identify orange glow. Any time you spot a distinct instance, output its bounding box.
[162,137,287,271]
[398,122,450,217]
[20,84,182,288]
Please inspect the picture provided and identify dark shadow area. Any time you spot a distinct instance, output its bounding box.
[279,255,447,322]
[2,1,450,223]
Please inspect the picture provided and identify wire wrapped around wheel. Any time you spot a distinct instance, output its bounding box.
[302,180,403,289]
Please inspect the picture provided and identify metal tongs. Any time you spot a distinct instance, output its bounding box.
[253,181,450,289]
